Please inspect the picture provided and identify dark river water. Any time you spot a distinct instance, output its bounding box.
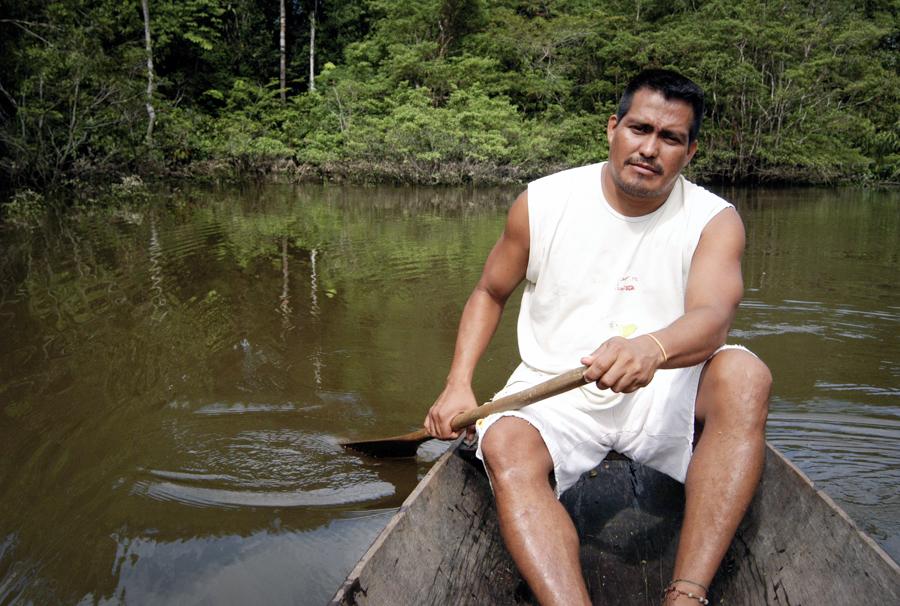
[0,183,897,604]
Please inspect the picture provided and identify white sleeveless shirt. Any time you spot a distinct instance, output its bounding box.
[518,162,733,403]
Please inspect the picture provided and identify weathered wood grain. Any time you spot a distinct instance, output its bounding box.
[713,446,900,604]
[331,445,522,606]
[331,443,900,606]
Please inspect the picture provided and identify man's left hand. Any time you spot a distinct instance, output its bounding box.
[580,335,665,393]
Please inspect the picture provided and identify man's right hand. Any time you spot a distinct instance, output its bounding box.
[424,382,479,440]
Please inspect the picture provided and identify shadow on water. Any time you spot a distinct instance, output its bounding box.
[0,182,897,604]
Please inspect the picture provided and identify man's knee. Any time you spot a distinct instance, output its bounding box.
[698,349,771,431]
[480,417,552,487]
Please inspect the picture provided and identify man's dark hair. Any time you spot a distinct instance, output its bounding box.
[616,69,705,143]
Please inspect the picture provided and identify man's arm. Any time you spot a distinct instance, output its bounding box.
[424,191,530,439]
[581,207,745,391]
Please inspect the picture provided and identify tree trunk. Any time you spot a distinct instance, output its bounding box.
[309,1,316,92]
[280,0,286,102]
[141,0,156,143]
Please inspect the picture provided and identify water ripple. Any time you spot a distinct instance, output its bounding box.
[134,479,394,509]
[767,410,900,519]
[191,402,319,416]
[732,322,824,339]
[814,382,900,398]
[133,425,398,511]
[159,220,224,262]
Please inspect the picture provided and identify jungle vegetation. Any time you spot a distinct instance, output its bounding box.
[0,0,898,195]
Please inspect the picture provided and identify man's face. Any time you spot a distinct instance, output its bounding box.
[606,88,698,202]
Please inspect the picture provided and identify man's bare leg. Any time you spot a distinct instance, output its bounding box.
[665,349,771,604]
[480,417,591,606]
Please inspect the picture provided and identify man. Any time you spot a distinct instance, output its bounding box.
[424,69,771,605]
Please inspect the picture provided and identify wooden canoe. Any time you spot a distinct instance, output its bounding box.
[331,441,900,605]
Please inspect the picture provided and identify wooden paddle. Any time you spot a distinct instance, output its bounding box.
[341,366,589,458]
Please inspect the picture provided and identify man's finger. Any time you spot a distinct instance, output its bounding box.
[463,425,477,447]
[438,416,455,440]
[583,351,615,381]
[598,359,628,391]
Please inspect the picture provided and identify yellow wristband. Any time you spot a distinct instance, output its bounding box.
[646,333,668,363]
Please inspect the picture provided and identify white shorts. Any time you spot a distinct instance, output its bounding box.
[474,345,754,496]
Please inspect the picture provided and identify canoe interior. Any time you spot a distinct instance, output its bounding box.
[332,442,900,605]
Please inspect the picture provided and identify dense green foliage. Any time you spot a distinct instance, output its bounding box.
[1,0,898,192]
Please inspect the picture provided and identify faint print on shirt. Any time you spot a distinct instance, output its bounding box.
[616,275,639,292]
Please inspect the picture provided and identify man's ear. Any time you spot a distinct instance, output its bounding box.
[606,114,618,146]
[685,140,698,165]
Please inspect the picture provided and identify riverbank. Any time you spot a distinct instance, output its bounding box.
[163,156,900,189]
[170,157,545,186]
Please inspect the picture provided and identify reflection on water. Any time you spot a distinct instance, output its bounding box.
[0,183,897,603]
[103,510,395,605]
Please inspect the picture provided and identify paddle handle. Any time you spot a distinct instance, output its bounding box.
[449,366,589,432]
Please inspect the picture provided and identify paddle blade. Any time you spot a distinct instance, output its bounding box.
[341,427,432,458]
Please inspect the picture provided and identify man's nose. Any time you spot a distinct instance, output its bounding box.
[638,134,660,158]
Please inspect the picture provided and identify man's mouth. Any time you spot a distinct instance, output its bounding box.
[626,158,662,175]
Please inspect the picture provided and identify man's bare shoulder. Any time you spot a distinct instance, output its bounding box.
[685,205,745,314]
[505,190,529,247]
[699,206,745,245]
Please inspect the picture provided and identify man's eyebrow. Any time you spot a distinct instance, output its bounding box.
[660,128,688,143]
[624,118,653,131]
[624,117,689,141]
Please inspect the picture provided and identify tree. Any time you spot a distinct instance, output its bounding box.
[1,0,897,190]
[309,0,317,92]
[142,0,157,143]
[280,0,287,101]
